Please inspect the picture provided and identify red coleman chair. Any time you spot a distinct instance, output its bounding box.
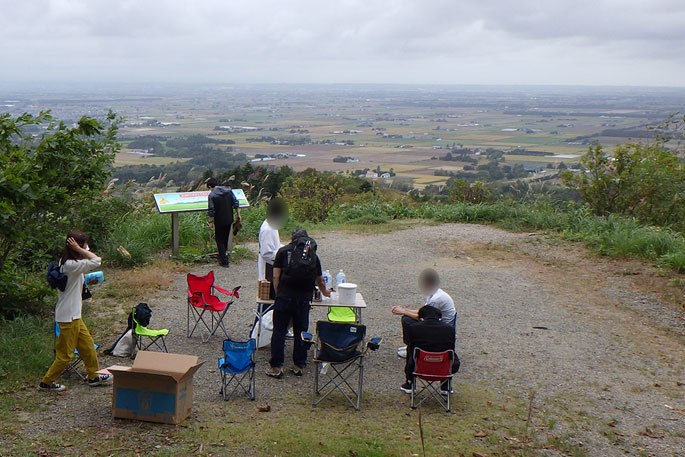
[411,349,455,412]
[187,271,240,340]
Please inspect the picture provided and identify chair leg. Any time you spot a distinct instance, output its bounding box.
[312,359,363,410]
[356,360,363,411]
[411,375,416,409]
[250,367,256,401]
[313,361,320,405]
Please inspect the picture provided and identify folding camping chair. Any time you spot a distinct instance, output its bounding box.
[411,349,455,412]
[218,338,256,401]
[303,321,382,411]
[131,307,169,354]
[187,272,240,340]
[54,322,99,381]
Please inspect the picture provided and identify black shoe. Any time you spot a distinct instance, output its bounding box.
[290,367,304,377]
[440,380,452,395]
[88,374,112,387]
[39,382,66,392]
[400,381,412,394]
[220,262,229,268]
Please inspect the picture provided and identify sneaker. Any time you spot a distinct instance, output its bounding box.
[39,382,66,392]
[285,329,294,339]
[88,374,112,387]
[290,366,304,377]
[266,366,284,379]
[397,346,407,358]
[400,381,413,394]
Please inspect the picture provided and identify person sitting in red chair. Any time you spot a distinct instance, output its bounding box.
[400,305,460,394]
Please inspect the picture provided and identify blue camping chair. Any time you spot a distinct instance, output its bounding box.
[303,321,382,410]
[218,339,257,401]
[54,322,99,381]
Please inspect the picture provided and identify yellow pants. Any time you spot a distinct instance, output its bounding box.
[42,319,99,383]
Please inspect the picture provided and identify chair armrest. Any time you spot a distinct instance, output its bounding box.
[367,337,383,351]
[301,332,314,343]
[215,285,241,299]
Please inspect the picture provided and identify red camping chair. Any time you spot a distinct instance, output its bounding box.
[411,349,455,412]
[187,271,240,340]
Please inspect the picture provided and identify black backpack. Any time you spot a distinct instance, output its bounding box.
[47,262,68,292]
[284,237,319,282]
[129,302,152,328]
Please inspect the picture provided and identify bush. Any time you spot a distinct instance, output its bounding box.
[280,169,344,222]
[563,126,685,231]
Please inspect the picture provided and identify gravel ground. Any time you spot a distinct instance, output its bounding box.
[26,223,685,456]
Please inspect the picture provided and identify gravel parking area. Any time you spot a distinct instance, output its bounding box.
[26,223,685,456]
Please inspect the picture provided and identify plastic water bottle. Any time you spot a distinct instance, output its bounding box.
[323,270,332,290]
[335,269,346,288]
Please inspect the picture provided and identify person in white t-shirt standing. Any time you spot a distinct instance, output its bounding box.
[391,268,457,358]
[258,198,288,297]
[40,233,112,392]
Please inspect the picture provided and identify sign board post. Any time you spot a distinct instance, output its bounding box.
[153,190,250,257]
[171,212,180,256]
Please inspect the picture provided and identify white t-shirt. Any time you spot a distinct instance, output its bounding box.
[257,220,282,280]
[54,257,101,323]
[426,288,456,324]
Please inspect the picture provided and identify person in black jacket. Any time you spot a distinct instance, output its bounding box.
[401,305,460,393]
[266,229,332,379]
[207,177,241,267]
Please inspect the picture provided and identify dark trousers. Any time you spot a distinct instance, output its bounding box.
[270,296,311,369]
[215,223,232,265]
[265,263,276,299]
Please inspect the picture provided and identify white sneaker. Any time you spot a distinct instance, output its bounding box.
[285,330,294,339]
[397,346,407,358]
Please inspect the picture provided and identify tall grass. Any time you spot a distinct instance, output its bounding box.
[0,315,53,389]
[331,199,685,272]
[100,198,685,273]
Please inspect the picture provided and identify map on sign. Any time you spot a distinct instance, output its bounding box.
[153,189,249,213]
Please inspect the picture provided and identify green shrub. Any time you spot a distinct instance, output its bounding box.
[0,263,55,318]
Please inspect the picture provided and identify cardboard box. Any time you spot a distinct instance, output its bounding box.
[257,279,272,300]
[107,351,204,424]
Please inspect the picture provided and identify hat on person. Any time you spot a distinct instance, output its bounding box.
[291,228,309,241]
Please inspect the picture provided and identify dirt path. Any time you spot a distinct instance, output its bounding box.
[21,224,685,456]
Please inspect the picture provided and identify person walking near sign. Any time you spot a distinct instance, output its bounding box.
[206,177,241,268]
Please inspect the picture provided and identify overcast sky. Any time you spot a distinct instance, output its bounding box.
[1,0,684,87]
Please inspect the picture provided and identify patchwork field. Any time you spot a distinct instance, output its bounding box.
[7,85,680,187]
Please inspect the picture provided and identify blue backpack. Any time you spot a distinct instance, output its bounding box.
[47,262,68,292]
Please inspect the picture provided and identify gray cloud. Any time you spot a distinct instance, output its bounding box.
[0,0,683,86]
